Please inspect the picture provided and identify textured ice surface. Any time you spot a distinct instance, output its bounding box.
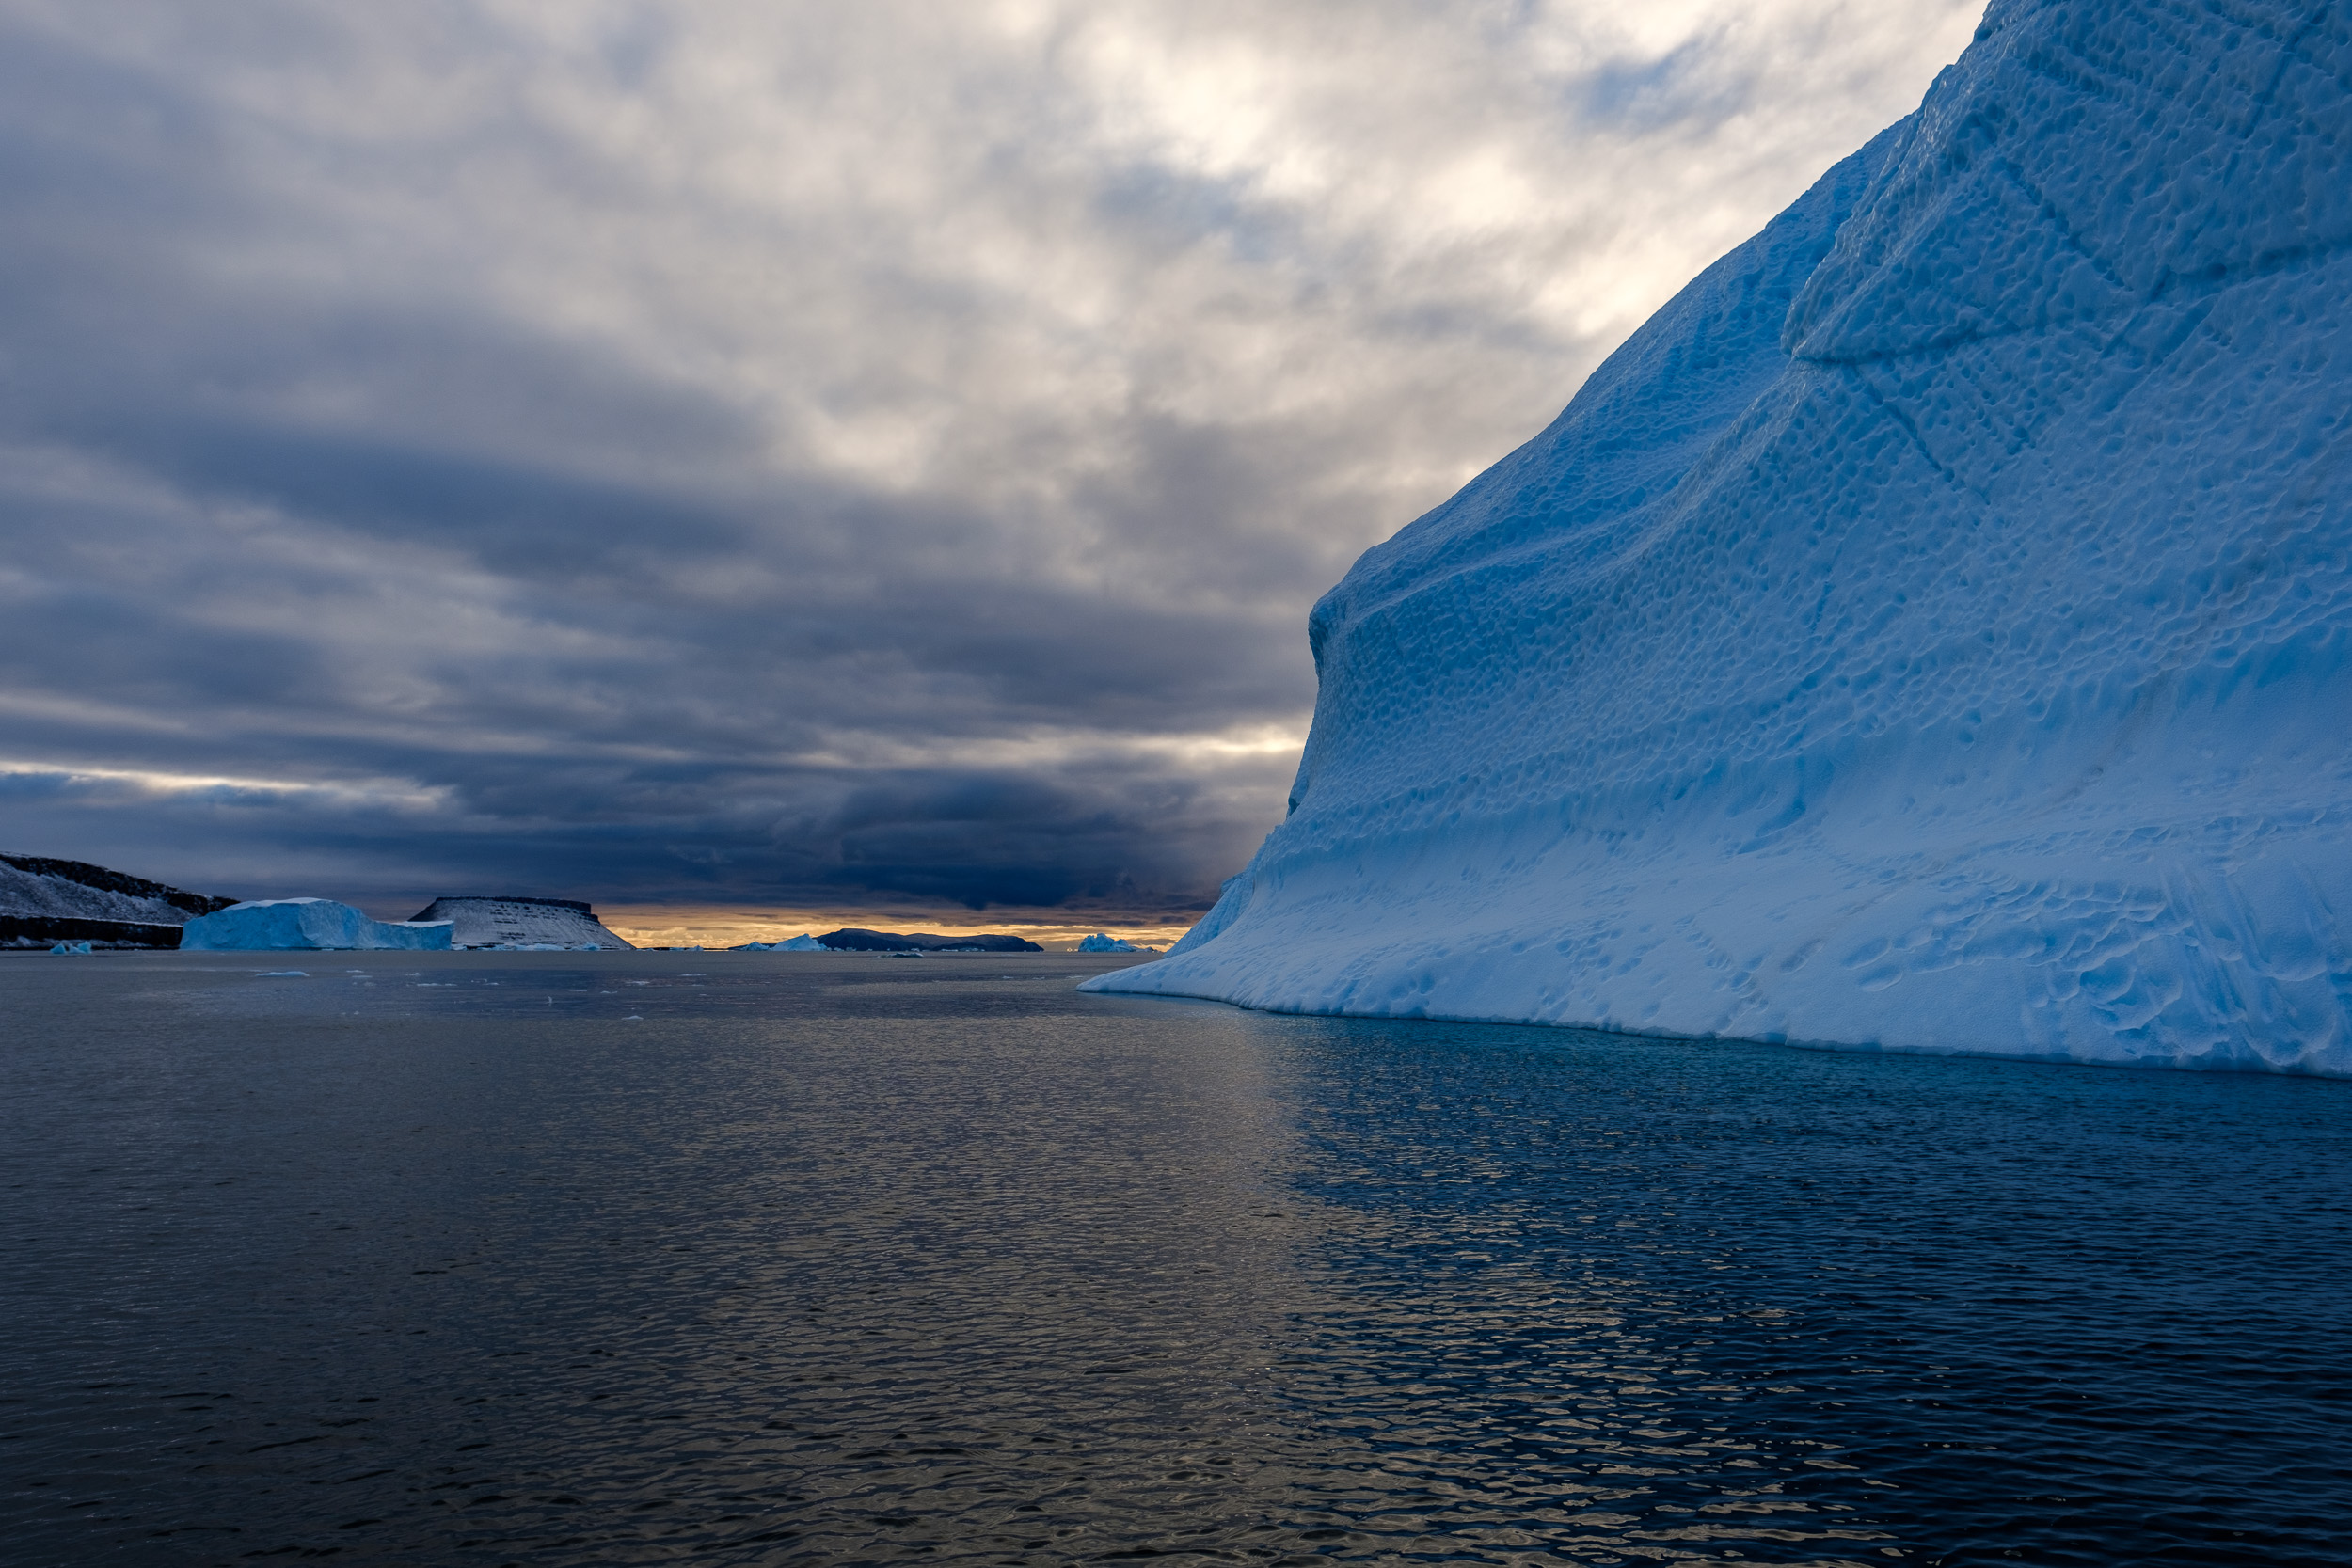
[1091,0,2352,1074]
[181,900,454,952]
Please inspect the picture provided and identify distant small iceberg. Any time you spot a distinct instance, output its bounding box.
[181,899,453,952]
[734,933,829,951]
[1076,933,1153,954]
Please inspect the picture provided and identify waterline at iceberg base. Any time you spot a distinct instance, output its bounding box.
[1089,0,2352,1075]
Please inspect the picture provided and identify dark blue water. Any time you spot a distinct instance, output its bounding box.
[2,952,2346,1566]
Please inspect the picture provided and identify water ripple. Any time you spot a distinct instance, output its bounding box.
[0,952,2344,1565]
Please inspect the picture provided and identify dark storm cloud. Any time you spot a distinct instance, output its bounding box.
[0,0,1979,914]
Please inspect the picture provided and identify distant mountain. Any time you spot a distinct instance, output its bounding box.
[818,928,1042,953]
[1,854,236,948]
[408,896,636,950]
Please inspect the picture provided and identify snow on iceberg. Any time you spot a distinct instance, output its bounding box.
[1089,1,2352,1075]
[180,899,454,952]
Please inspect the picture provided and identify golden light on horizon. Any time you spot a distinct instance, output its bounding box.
[597,904,1200,952]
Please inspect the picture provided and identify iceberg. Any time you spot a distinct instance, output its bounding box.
[180,899,454,952]
[1077,933,1147,954]
[1089,1,2352,1075]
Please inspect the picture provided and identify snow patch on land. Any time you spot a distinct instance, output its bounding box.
[0,855,228,927]
[408,897,634,950]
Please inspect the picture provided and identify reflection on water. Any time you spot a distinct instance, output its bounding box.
[1,952,2345,1566]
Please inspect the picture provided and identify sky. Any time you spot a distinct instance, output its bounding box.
[0,0,1983,928]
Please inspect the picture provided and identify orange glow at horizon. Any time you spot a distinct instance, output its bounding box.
[596,903,1200,952]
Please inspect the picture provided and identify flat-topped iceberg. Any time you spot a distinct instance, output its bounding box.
[181,899,453,952]
[1090,1,2352,1074]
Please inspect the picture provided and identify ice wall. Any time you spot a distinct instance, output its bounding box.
[1090,0,2352,1073]
[181,899,453,951]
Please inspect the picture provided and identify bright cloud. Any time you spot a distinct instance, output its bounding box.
[0,0,1981,913]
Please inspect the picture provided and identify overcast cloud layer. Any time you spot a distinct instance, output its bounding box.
[0,0,1981,916]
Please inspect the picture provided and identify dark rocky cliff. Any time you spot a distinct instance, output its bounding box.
[0,854,237,948]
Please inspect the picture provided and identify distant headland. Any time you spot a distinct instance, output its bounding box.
[0,853,235,949]
[806,928,1042,953]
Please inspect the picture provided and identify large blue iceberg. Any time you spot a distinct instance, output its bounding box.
[181,899,454,952]
[1090,0,2352,1074]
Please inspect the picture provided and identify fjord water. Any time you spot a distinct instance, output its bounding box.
[3,954,2345,1566]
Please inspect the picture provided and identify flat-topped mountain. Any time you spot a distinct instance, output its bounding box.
[409,896,636,950]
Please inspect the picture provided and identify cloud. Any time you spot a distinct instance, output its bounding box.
[0,0,1982,911]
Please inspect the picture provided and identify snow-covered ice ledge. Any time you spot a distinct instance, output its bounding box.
[1089,0,2352,1075]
